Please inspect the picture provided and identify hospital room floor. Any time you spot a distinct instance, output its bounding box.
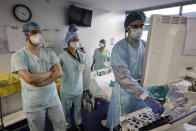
[4,98,109,131]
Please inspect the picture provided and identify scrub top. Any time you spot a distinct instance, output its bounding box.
[59,49,86,97]
[11,47,61,112]
[93,48,110,70]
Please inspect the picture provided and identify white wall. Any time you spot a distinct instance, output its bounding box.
[0,0,125,115]
[0,0,69,73]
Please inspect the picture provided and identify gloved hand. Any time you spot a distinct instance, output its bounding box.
[144,96,164,115]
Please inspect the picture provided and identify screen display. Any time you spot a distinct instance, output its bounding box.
[68,5,93,27]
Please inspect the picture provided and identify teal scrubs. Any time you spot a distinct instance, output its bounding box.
[11,47,66,131]
[11,47,61,112]
[93,48,110,70]
[59,49,85,128]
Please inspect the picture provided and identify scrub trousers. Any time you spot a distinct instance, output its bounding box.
[25,104,66,131]
[61,94,82,128]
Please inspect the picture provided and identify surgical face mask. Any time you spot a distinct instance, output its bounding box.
[99,43,105,47]
[29,33,44,46]
[130,29,143,40]
[76,31,79,33]
[70,41,79,49]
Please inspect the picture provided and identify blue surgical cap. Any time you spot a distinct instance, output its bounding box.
[65,32,79,44]
[22,21,40,36]
[124,10,146,32]
[68,24,78,33]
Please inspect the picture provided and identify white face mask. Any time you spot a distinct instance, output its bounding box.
[29,34,44,46]
[99,43,105,47]
[70,42,79,49]
[130,29,143,40]
[76,31,79,34]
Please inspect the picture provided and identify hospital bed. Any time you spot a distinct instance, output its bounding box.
[82,67,114,113]
[87,67,193,105]
[88,67,114,102]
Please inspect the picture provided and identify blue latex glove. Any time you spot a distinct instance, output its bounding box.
[144,97,164,115]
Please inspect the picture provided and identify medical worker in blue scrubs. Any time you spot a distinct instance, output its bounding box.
[11,21,66,131]
[106,11,164,130]
[91,39,110,71]
[67,24,85,53]
[59,32,85,131]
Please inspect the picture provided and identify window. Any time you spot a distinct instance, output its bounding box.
[182,4,196,17]
[128,3,196,41]
[141,6,180,41]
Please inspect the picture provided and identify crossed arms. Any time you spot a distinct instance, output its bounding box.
[17,63,62,87]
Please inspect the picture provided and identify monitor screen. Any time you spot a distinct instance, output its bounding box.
[141,15,196,87]
[68,5,93,27]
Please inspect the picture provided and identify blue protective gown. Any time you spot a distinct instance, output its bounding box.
[107,38,148,130]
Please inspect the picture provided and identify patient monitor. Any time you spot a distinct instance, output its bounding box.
[141,14,196,88]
